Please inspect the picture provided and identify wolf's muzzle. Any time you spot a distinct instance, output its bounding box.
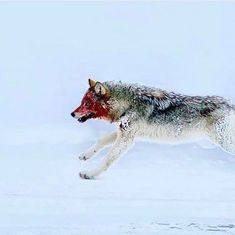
[71,111,95,122]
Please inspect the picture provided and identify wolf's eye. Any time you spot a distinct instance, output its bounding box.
[84,102,90,107]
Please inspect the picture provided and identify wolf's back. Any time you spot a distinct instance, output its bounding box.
[182,95,234,117]
[105,81,235,122]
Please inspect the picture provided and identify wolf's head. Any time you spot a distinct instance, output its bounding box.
[71,79,112,123]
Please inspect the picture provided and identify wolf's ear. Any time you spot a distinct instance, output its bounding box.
[94,82,110,97]
[88,79,97,88]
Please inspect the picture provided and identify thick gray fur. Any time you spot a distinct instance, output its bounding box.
[78,81,235,179]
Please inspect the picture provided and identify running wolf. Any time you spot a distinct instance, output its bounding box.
[71,79,235,179]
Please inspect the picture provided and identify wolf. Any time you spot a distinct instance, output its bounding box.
[71,79,235,179]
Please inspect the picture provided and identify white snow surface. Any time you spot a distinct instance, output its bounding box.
[1,125,235,235]
[1,2,235,234]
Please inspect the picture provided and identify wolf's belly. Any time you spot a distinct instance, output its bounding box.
[135,121,205,143]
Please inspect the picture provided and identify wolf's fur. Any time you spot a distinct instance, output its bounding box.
[71,80,235,179]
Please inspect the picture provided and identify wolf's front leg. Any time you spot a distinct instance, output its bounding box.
[79,131,134,179]
[79,132,117,161]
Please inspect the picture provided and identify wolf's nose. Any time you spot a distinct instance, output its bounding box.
[71,112,75,117]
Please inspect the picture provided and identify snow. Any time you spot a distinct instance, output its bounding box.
[1,126,235,235]
[1,2,235,234]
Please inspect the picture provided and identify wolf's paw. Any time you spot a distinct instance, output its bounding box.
[79,154,89,161]
[78,151,94,161]
[79,171,95,180]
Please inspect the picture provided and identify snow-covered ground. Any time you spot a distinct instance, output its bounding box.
[1,2,235,234]
[1,125,235,235]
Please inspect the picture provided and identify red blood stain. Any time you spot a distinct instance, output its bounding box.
[72,91,111,120]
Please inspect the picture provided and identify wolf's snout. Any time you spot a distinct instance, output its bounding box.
[71,112,75,117]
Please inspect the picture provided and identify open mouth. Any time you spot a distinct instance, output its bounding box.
[77,113,96,123]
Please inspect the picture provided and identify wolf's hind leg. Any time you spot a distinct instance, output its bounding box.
[210,116,235,155]
[79,132,117,161]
